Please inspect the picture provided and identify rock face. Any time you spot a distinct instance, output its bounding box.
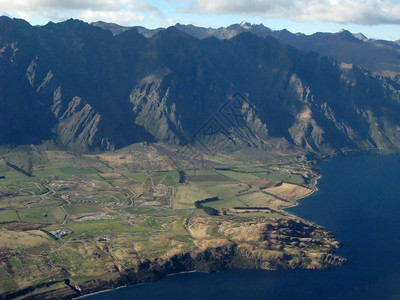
[2,16,400,153]
[11,217,345,299]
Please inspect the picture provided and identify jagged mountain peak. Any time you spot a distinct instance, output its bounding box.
[1,17,400,154]
[353,32,368,41]
[336,29,359,41]
[91,20,134,36]
[239,21,252,29]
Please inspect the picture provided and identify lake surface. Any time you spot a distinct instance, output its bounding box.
[86,155,400,300]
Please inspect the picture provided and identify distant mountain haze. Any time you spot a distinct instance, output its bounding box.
[1,16,400,154]
[94,21,400,81]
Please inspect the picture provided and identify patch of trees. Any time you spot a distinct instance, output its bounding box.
[194,197,219,216]
[233,207,270,210]
[194,197,219,208]
[202,206,219,216]
[5,162,33,177]
[179,171,186,184]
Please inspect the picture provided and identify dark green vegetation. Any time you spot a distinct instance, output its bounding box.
[194,197,220,208]
[5,162,33,177]
[194,197,220,215]
[1,16,400,154]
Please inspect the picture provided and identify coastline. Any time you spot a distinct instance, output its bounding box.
[282,174,322,212]
[69,153,400,300]
[78,172,341,300]
[2,163,346,300]
[77,270,200,299]
[70,153,400,300]
[77,172,325,299]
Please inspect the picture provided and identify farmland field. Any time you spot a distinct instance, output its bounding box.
[0,210,19,223]
[174,184,211,209]
[256,173,305,185]
[237,191,277,207]
[17,207,66,224]
[0,144,320,298]
[214,169,260,181]
[64,205,104,216]
[190,170,234,186]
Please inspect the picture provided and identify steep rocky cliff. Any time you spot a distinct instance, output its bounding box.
[4,217,345,299]
[2,16,400,154]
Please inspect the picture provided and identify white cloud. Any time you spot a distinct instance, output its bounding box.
[190,0,400,25]
[0,0,120,12]
[0,0,164,25]
[148,14,176,27]
[78,10,145,24]
[2,0,399,28]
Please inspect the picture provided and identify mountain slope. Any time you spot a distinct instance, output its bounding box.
[173,22,400,82]
[1,16,400,154]
[93,21,400,82]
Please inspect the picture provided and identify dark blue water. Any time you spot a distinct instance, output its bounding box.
[86,155,400,300]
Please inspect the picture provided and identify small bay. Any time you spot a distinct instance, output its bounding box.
[87,155,400,300]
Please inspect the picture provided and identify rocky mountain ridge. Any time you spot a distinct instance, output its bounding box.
[1,16,400,154]
[93,20,400,81]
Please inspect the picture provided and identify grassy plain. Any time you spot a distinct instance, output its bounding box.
[0,210,19,223]
[257,173,305,185]
[174,184,212,209]
[64,205,104,216]
[17,207,66,224]
[214,169,260,181]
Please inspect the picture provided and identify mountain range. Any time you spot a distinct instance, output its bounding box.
[93,20,400,82]
[1,16,400,154]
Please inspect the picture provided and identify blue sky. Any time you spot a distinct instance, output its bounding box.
[1,0,400,41]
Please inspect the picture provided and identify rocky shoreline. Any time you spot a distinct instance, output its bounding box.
[4,216,346,299]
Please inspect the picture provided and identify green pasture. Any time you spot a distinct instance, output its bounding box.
[0,266,17,294]
[125,172,149,183]
[0,210,19,223]
[205,197,245,209]
[232,167,266,173]
[64,205,104,216]
[214,169,260,181]
[47,219,150,241]
[17,207,66,224]
[256,172,305,185]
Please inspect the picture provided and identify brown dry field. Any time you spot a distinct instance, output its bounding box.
[174,184,211,209]
[240,179,272,189]
[99,173,123,180]
[268,198,292,210]
[0,229,50,248]
[237,191,277,207]
[264,183,312,202]
[187,218,211,239]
